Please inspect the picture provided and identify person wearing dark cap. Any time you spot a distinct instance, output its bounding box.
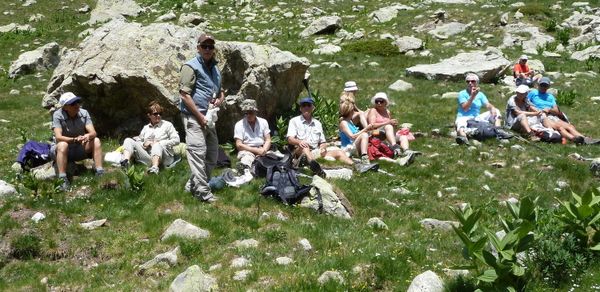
[179,33,224,203]
[528,77,587,144]
[234,99,271,172]
[287,97,353,177]
[513,55,541,86]
[51,92,104,191]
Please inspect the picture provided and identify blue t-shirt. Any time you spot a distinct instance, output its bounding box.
[527,89,556,110]
[339,120,359,147]
[457,89,488,118]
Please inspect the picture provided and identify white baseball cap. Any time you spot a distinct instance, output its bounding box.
[516,85,530,94]
[344,81,358,91]
[59,92,81,106]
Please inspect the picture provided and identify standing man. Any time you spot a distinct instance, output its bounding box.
[455,73,502,145]
[51,92,104,191]
[234,99,271,172]
[179,33,224,203]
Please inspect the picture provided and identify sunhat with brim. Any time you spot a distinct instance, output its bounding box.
[240,99,258,112]
[371,92,389,105]
[344,81,358,91]
[516,84,530,94]
[519,54,528,60]
[59,92,81,106]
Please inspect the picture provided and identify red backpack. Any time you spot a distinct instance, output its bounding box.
[367,137,394,161]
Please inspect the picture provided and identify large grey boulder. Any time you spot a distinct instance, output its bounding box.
[500,22,555,54]
[300,176,353,219]
[428,22,471,40]
[9,42,60,78]
[161,219,210,241]
[0,180,17,197]
[300,16,341,38]
[394,36,423,53]
[369,4,413,23]
[571,45,600,61]
[170,265,217,292]
[407,270,444,292]
[405,48,510,83]
[0,23,35,33]
[88,0,143,25]
[43,20,309,140]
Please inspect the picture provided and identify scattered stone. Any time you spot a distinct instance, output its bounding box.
[31,212,45,223]
[322,168,352,180]
[394,36,423,53]
[138,246,179,273]
[298,238,312,251]
[500,13,509,26]
[484,170,495,179]
[429,22,471,40]
[300,16,341,38]
[406,48,510,83]
[317,270,345,285]
[300,176,353,219]
[369,4,413,23]
[312,44,341,55]
[388,79,413,92]
[557,181,569,189]
[491,161,506,168]
[391,186,412,195]
[9,41,60,77]
[78,4,91,13]
[208,263,221,271]
[28,14,44,22]
[275,256,293,265]
[0,23,35,34]
[161,219,210,241]
[367,217,388,230]
[169,265,217,292]
[80,219,107,230]
[40,277,48,284]
[420,218,458,231]
[276,211,288,221]
[9,89,20,95]
[441,92,458,99]
[233,269,251,281]
[591,96,600,102]
[22,0,36,7]
[157,11,177,22]
[234,238,259,249]
[88,0,143,24]
[407,270,444,292]
[178,12,205,26]
[511,145,525,151]
[230,256,250,268]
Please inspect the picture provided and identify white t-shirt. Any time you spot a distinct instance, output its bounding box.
[233,117,270,147]
[286,115,326,149]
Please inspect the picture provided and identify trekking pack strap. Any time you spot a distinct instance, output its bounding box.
[314,187,323,214]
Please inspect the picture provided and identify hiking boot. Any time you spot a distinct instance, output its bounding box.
[403,149,422,157]
[528,132,541,142]
[235,161,248,174]
[583,137,600,145]
[59,177,70,192]
[119,159,129,169]
[397,151,416,166]
[202,196,218,203]
[455,136,470,145]
[390,144,402,158]
[355,162,379,174]
[360,155,370,164]
[496,129,514,140]
[147,166,159,174]
[309,160,327,178]
[574,136,585,145]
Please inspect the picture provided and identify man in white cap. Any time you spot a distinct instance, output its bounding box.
[505,85,543,141]
[234,99,271,172]
[455,73,504,145]
[179,33,224,203]
[513,55,540,86]
[51,92,104,191]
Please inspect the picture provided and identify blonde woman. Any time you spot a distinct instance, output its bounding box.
[340,81,368,129]
[339,101,372,163]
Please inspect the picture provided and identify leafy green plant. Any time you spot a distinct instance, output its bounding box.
[556,191,600,251]
[557,89,579,106]
[556,28,572,46]
[10,233,41,260]
[543,18,557,32]
[125,165,145,191]
[450,197,539,291]
[585,55,600,71]
[311,90,340,140]
[343,39,400,57]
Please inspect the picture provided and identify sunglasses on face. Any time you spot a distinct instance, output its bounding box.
[300,103,313,108]
[466,80,478,83]
[200,44,215,50]
[539,84,550,88]
[150,112,162,116]
[375,99,386,104]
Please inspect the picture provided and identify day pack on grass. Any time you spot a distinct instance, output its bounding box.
[260,165,312,205]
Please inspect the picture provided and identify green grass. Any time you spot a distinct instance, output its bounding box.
[0,0,600,290]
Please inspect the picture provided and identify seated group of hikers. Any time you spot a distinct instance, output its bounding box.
[46,58,596,192]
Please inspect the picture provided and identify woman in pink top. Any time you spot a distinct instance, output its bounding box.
[367,92,410,156]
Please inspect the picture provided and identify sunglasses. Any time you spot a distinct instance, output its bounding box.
[67,100,81,106]
[200,44,215,50]
[300,103,313,108]
[466,80,478,83]
[539,84,550,88]
[375,99,386,104]
[150,112,162,116]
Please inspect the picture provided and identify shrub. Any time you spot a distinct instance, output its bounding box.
[544,19,557,32]
[343,39,400,57]
[556,89,579,107]
[311,91,340,140]
[555,190,600,251]
[556,28,571,46]
[517,3,551,18]
[125,165,145,191]
[10,233,41,260]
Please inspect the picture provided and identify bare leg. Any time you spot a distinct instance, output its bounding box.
[398,135,409,151]
[84,138,103,170]
[326,149,353,165]
[55,142,69,175]
[384,124,396,145]
[151,155,160,168]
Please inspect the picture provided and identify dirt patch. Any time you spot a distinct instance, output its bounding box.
[9,205,36,222]
[157,200,185,214]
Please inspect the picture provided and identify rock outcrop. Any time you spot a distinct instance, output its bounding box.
[9,42,60,78]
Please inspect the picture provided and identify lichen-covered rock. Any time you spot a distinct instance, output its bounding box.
[9,42,59,78]
[300,176,353,219]
[169,265,217,292]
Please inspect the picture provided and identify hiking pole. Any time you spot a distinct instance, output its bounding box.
[302,71,312,98]
[512,135,548,153]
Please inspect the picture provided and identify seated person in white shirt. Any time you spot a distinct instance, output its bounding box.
[287,97,353,178]
[120,101,180,174]
[234,99,271,172]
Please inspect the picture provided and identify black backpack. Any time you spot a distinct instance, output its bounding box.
[260,165,312,205]
[466,119,498,140]
[252,153,291,178]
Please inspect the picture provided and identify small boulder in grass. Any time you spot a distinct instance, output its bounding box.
[80,219,107,230]
[317,270,345,286]
[299,238,312,251]
[407,270,444,292]
[367,217,389,230]
[161,219,210,241]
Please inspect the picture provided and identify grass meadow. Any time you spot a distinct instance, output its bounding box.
[1,0,600,290]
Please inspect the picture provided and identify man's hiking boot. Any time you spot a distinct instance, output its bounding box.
[455,136,470,145]
[309,160,327,178]
[574,136,585,145]
[390,144,402,158]
[355,162,379,174]
[59,177,70,192]
[584,137,600,145]
[496,129,514,140]
[397,151,416,166]
[292,153,308,169]
[147,166,159,174]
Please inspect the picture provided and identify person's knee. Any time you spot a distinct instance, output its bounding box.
[359,132,368,140]
[56,141,69,153]
[94,137,101,148]
[517,113,526,121]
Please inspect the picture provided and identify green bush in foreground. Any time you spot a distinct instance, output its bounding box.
[10,234,41,260]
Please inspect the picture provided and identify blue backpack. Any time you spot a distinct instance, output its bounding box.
[16,140,51,170]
